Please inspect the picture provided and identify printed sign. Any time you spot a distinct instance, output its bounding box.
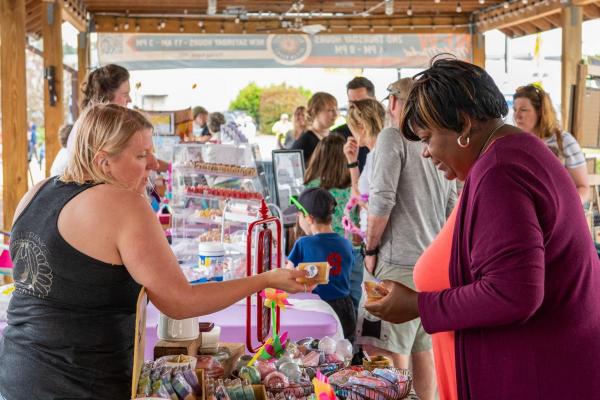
[98,33,472,69]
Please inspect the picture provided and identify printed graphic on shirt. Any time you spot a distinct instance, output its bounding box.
[10,232,53,298]
[328,252,342,276]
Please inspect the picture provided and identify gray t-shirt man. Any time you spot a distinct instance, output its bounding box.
[369,127,457,269]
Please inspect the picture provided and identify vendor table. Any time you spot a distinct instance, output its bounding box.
[144,292,342,360]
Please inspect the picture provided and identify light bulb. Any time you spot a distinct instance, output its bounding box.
[456,2,462,12]
[385,0,394,16]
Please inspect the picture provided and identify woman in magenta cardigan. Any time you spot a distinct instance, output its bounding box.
[366,58,600,399]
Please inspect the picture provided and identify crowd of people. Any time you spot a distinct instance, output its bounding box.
[1,58,599,400]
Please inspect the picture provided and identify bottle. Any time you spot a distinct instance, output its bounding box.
[198,242,225,281]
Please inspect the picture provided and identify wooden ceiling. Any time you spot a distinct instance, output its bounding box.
[23,0,600,37]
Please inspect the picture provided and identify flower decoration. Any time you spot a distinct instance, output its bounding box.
[261,288,290,310]
[313,371,336,400]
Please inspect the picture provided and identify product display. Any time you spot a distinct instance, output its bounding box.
[296,262,331,285]
[182,161,257,177]
[135,360,202,400]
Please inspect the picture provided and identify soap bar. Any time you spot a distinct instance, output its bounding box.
[296,262,330,285]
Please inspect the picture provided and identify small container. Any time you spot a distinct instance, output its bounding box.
[198,242,225,281]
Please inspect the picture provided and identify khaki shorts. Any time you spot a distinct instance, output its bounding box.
[356,264,431,355]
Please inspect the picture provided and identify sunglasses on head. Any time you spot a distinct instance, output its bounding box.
[290,195,309,217]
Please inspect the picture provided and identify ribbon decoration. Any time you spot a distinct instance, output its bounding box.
[312,371,336,400]
[247,289,291,365]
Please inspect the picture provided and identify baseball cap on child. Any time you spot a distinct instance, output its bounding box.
[284,187,337,220]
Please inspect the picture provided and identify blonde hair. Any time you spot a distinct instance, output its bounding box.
[347,99,385,140]
[61,103,153,186]
[513,84,563,154]
[307,92,337,124]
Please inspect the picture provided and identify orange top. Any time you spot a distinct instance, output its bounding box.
[413,201,459,400]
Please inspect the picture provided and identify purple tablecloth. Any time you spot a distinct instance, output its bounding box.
[0,293,340,361]
[145,292,339,360]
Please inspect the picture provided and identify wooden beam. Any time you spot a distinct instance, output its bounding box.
[561,5,582,132]
[42,0,64,177]
[93,14,472,34]
[528,17,553,32]
[1,0,29,230]
[472,32,485,68]
[573,0,600,6]
[583,3,600,19]
[61,0,86,32]
[571,62,588,142]
[477,2,562,32]
[76,31,89,117]
[543,14,562,28]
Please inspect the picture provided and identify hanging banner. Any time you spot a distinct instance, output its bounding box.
[97,33,472,70]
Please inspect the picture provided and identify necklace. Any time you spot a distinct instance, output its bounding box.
[476,121,505,160]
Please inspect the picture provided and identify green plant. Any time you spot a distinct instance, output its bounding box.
[258,84,311,135]
[229,82,262,124]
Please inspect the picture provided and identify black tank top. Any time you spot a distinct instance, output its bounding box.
[0,178,142,399]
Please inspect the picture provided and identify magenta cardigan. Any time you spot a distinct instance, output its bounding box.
[418,133,600,399]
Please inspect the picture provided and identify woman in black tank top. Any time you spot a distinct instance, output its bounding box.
[0,104,310,400]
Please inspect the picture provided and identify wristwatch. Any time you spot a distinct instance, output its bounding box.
[361,245,379,257]
[347,161,359,169]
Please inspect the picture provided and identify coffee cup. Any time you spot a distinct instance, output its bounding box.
[158,313,199,341]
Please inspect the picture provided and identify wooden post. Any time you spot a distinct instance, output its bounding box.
[571,62,588,142]
[77,31,89,116]
[561,5,583,132]
[472,32,486,68]
[42,0,64,177]
[1,0,29,231]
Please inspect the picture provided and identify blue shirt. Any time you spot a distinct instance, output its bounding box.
[287,232,354,301]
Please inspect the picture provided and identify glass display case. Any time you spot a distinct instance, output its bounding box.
[170,143,269,282]
[272,149,306,227]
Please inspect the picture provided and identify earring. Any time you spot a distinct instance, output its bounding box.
[457,135,470,148]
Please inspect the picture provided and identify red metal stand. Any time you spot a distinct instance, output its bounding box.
[245,200,282,353]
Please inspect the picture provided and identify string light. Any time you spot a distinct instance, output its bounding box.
[234,17,240,24]
[135,20,141,31]
[522,0,528,3]
[504,2,510,8]
[198,20,204,28]
[160,19,166,29]
[385,0,394,16]
[479,0,485,4]
[407,3,413,16]
[434,0,441,4]
[123,20,130,30]
[456,1,462,12]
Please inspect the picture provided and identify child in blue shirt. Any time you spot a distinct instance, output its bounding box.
[285,187,356,341]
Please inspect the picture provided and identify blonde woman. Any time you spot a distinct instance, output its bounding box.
[513,84,589,204]
[0,104,310,399]
[292,92,338,165]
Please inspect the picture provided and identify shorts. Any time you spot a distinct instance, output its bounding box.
[356,264,432,355]
[325,295,357,343]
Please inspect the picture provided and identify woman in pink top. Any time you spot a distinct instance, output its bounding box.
[366,58,600,399]
[413,202,459,400]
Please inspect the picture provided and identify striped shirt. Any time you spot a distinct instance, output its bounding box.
[545,132,585,169]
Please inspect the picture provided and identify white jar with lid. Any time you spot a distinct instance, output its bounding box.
[198,242,225,281]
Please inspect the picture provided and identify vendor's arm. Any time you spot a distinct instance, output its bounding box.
[417,165,545,333]
[117,193,307,319]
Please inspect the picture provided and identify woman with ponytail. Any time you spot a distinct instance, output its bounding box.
[513,84,589,204]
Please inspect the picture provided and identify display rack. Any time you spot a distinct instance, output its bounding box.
[170,143,272,282]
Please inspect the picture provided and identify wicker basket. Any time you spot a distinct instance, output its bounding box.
[333,368,413,400]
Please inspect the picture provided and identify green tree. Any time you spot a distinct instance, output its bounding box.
[229,82,262,124]
[259,84,311,135]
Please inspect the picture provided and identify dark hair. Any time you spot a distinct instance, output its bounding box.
[207,112,225,133]
[58,124,73,148]
[193,106,208,119]
[80,64,130,109]
[304,135,351,190]
[513,84,563,154]
[400,58,508,141]
[347,76,375,98]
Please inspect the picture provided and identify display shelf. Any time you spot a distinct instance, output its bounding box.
[183,192,263,202]
[172,164,257,179]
